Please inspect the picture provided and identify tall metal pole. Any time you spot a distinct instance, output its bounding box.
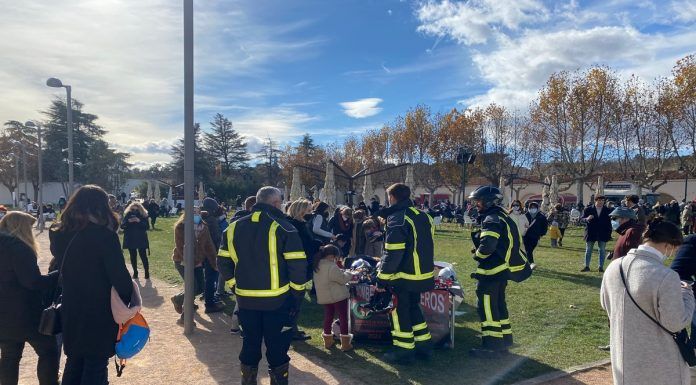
[37,124,44,230]
[183,0,195,335]
[685,174,689,203]
[460,163,467,206]
[66,86,74,196]
[22,144,27,203]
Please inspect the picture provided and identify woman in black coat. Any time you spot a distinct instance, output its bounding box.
[49,185,133,385]
[121,202,150,279]
[146,199,160,229]
[0,212,59,385]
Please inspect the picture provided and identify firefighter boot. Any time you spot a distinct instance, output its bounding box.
[383,349,415,365]
[240,364,258,385]
[415,341,433,361]
[340,334,353,352]
[268,362,289,385]
[322,333,334,349]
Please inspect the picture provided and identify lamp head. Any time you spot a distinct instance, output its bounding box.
[46,78,63,88]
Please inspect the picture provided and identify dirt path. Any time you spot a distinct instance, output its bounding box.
[17,230,360,385]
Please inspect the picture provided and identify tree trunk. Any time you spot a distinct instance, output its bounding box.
[635,183,643,197]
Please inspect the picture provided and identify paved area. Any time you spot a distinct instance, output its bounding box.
[18,230,358,385]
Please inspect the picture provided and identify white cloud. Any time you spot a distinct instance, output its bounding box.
[672,0,696,22]
[416,0,696,110]
[0,0,320,166]
[339,98,383,118]
[416,0,548,45]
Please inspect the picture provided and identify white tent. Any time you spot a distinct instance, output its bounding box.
[549,175,559,207]
[499,176,508,207]
[324,162,336,208]
[290,167,302,201]
[405,165,415,197]
[198,181,205,202]
[541,176,550,213]
[154,181,161,201]
[167,186,173,205]
[301,185,307,200]
[363,172,373,205]
[146,181,153,200]
[318,187,325,203]
[596,175,605,197]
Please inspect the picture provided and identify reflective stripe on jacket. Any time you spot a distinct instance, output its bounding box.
[472,206,529,281]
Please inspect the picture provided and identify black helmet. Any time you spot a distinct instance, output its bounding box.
[468,186,503,210]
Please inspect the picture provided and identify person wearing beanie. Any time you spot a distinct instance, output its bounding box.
[608,206,645,260]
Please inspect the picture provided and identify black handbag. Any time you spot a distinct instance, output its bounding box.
[620,261,696,366]
[38,232,79,336]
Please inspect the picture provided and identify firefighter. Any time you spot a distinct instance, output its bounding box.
[218,186,308,385]
[376,183,435,365]
[468,186,531,358]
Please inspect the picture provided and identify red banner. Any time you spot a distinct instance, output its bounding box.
[348,283,454,347]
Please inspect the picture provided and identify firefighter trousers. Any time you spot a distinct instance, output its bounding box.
[238,300,294,368]
[389,290,431,350]
[475,279,512,351]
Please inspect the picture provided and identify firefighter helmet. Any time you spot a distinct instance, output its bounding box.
[468,186,503,210]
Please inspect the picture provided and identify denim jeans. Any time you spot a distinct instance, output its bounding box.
[585,241,607,268]
[203,259,219,307]
[62,355,109,385]
[0,333,59,385]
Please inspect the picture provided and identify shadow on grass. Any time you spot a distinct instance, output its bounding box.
[532,269,603,289]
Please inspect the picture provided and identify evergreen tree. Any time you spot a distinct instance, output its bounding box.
[170,123,215,183]
[203,113,249,174]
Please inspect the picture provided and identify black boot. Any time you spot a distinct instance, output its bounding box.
[383,349,415,365]
[240,364,258,385]
[415,341,433,361]
[268,363,289,385]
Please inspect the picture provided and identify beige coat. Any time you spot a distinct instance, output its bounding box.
[313,259,352,305]
[600,246,695,385]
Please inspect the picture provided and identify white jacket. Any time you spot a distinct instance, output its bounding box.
[507,211,529,236]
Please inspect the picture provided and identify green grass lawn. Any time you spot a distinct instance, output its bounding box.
[133,217,611,385]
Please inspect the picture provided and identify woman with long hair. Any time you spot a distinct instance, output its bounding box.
[601,218,694,385]
[170,206,217,324]
[121,201,150,279]
[507,200,529,238]
[310,202,335,244]
[49,185,133,385]
[0,212,59,385]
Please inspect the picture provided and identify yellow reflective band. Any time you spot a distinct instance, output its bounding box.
[426,213,435,237]
[283,251,306,260]
[251,211,261,222]
[409,207,420,215]
[480,231,500,239]
[227,222,239,263]
[500,319,510,325]
[476,263,509,276]
[482,331,504,338]
[481,321,501,327]
[405,216,422,276]
[289,281,306,291]
[413,322,428,331]
[393,340,415,349]
[226,278,236,287]
[502,329,512,335]
[384,242,406,250]
[377,270,434,281]
[414,333,431,342]
[391,330,414,338]
[475,249,491,259]
[501,213,529,268]
[391,307,402,333]
[484,294,493,322]
[217,249,231,258]
[235,284,289,298]
[269,222,280,289]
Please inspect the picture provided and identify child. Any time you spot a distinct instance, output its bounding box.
[549,221,561,248]
[362,218,384,258]
[313,244,354,351]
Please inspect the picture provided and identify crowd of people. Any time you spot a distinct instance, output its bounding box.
[4,182,696,385]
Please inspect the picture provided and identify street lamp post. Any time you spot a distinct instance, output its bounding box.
[46,77,74,196]
[26,121,44,230]
[11,140,27,208]
[456,148,476,205]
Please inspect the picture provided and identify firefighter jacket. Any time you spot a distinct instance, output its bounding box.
[377,200,435,293]
[472,206,531,282]
[218,202,308,311]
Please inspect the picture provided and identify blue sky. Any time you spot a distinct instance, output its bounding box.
[1,0,695,167]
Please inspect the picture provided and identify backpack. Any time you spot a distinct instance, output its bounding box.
[114,312,150,376]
